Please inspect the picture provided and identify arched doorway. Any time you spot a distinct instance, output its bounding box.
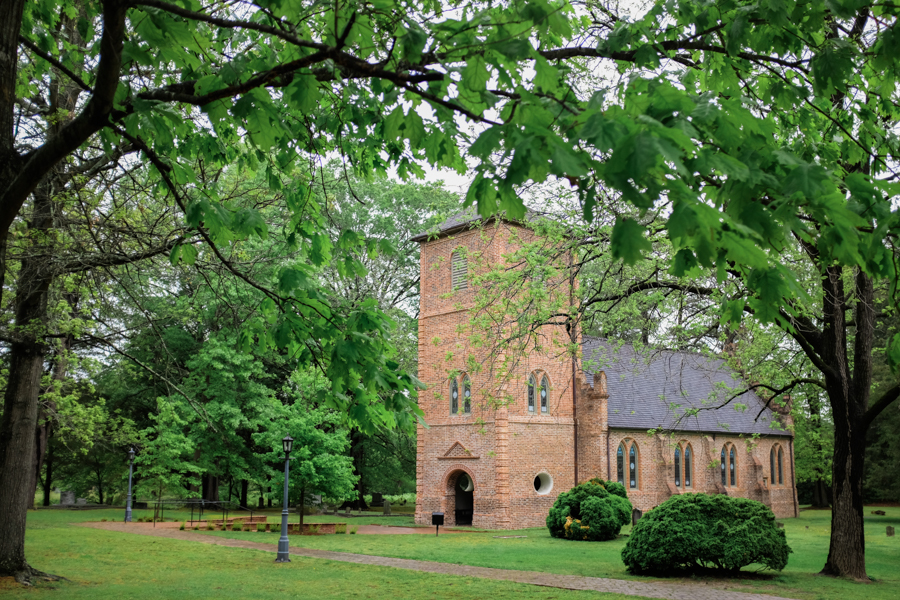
[447,470,474,526]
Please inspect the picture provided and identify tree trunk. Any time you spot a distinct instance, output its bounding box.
[240,480,248,508]
[96,468,104,505]
[822,411,869,579]
[811,479,832,508]
[299,483,305,527]
[0,180,55,579]
[0,295,52,578]
[42,444,53,507]
[818,267,873,580]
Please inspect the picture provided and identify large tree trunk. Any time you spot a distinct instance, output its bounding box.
[818,267,873,580]
[0,175,56,581]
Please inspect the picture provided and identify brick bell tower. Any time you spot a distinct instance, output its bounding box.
[412,212,583,529]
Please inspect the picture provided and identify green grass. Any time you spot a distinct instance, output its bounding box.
[206,506,900,600]
[16,506,900,600]
[12,509,646,600]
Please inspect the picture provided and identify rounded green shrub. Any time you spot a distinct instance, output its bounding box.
[547,478,632,541]
[621,494,791,575]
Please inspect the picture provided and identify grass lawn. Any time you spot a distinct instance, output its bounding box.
[12,508,648,600]
[204,506,900,600]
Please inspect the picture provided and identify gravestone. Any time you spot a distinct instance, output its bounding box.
[383,500,391,516]
[371,492,383,505]
[59,491,75,506]
[888,526,895,537]
[75,497,88,506]
[345,506,351,516]
[631,508,642,526]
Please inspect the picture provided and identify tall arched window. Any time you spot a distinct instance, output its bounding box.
[770,444,785,485]
[527,374,536,412]
[617,444,624,485]
[778,446,784,485]
[674,447,681,487]
[450,378,459,414]
[629,443,639,489]
[462,374,471,414]
[770,446,776,484]
[684,445,692,487]
[720,443,738,487]
[674,443,692,488]
[451,251,468,290]
[721,446,727,486]
[540,375,550,413]
[730,446,737,486]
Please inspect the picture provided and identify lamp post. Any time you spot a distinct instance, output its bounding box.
[124,447,135,523]
[275,435,294,563]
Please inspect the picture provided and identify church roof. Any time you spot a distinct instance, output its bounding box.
[410,207,539,242]
[581,337,791,437]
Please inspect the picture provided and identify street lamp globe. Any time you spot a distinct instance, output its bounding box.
[282,436,294,455]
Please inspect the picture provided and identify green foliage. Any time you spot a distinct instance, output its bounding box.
[546,478,631,541]
[621,494,791,575]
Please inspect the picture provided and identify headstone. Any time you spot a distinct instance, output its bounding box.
[60,491,75,506]
[776,522,784,528]
[383,500,391,516]
[345,506,351,516]
[888,526,895,537]
[75,498,88,506]
[371,492,383,505]
[631,508,642,526]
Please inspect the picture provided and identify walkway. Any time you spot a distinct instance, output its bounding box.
[80,522,797,600]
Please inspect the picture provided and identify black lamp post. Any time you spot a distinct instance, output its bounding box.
[275,435,294,563]
[124,447,135,523]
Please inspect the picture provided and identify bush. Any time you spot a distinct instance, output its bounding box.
[233,523,242,531]
[621,494,792,575]
[335,523,347,534]
[547,478,632,541]
[179,521,185,530]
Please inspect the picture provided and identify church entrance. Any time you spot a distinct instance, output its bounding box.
[454,472,474,526]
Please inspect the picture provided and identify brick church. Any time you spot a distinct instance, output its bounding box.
[412,210,798,529]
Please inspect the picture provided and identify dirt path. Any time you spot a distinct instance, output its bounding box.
[80,522,797,600]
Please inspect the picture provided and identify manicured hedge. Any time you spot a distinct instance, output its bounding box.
[547,478,632,541]
[621,494,791,575]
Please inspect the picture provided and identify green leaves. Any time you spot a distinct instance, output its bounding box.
[611,217,651,265]
[810,39,856,97]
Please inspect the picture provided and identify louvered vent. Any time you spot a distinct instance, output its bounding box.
[451,252,468,290]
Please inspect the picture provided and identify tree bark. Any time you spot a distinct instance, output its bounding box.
[817,267,873,580]
[240,480,248,508]
[42,443,53,507]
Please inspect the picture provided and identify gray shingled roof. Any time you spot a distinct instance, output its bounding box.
[582,338,791,437]
[410,207,539,242]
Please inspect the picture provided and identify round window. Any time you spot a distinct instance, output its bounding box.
[533,472,553,495]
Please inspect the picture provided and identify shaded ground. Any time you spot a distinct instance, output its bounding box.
[80,522,797,600]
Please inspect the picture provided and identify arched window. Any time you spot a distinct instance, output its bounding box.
[674,447,681,487]
[778,446,784,485]
[770,447,776,484]
[730,446,737,486]
[616,444,624,485]
[451,251,468,290]
[629,443,639,489]
[527,374,536,412]
[674,443,692,488]
[684,445,692,487]
[721,446,727,486]
[450,378,459,414]
[540,375,550,413]
[462,374,471,414]
[720,443,738,487]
